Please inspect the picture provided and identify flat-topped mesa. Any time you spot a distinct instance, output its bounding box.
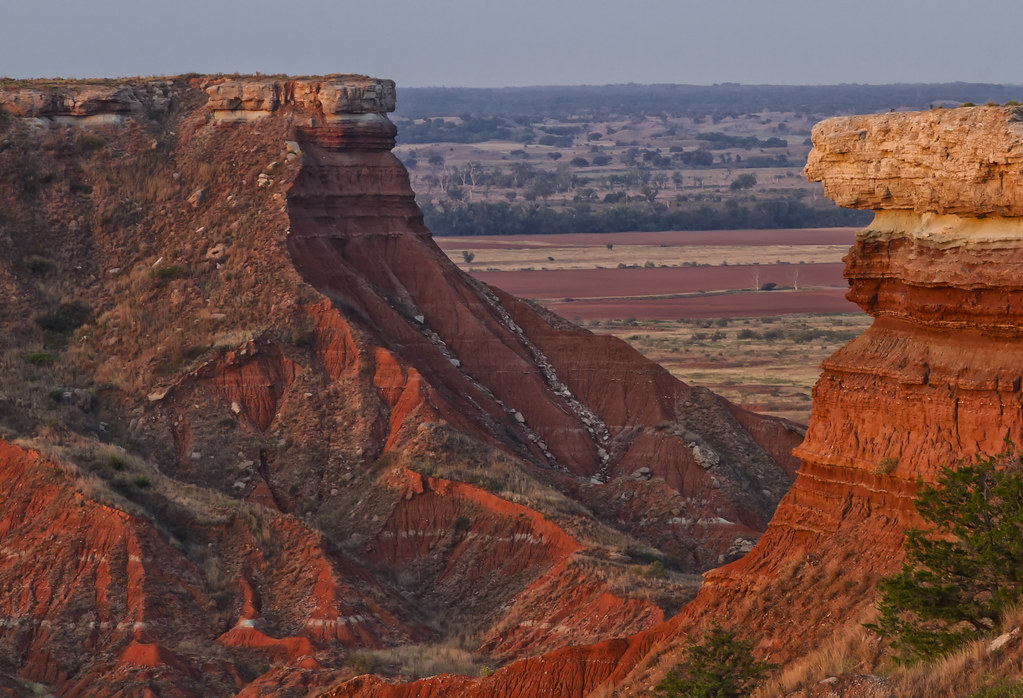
[204,76,397,150]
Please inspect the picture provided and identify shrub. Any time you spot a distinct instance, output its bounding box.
[290,324,311,347]
[24,256,55,276]
[23,352,56,367]
[452,516,471,534]
[873,457,898,476]
[75,133,105,154]
[35,301,93,335]
[133,476,151,488]
[869,447,1023,661]
[730,173,758,191]
[656,625,773,697]
[149,265,190,283]
[347,652,377,675]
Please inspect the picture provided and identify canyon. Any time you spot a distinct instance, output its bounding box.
[327,107,1023,694]
[2,75,1022,697]
[0,76,801,695]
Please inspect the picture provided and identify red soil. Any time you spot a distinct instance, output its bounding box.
[435,228,858,250]
[473,262,845,300]
[546,288,856,320]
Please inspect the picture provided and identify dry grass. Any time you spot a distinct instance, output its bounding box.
[600,313,870,423]
[443,242,848,272]
[758,605,1023,697]
[358,642,494,679]
[758,614,883,696]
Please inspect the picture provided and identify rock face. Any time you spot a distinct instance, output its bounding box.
[623,106,1023,689]
[333,106,1023,697]
[805,107,1023,216]
[0,76,801,695]
[205,76,396,115]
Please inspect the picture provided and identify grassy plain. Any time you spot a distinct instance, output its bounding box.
[441,229,869,425]
[597,314,871,424]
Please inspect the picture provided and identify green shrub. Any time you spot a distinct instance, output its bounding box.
[35,301,93,335]
[453,516,471,534]
[869,447,1023,661]
[133,476,151,488]
[24,257,55,276]
[149,265,190,283]
[23,352,56,367]
[656,625,773,697]
[75,133,105,154]
[646,560,668,579]
[290,324,311,347]
[347,652,377,675]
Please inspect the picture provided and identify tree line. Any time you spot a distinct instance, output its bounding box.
[420,199,871,237]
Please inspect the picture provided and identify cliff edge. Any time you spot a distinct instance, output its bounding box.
[0,75,801,696]
[333,106,1023,697]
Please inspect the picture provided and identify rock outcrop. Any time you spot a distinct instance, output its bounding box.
[0,75,801,695]
[620,105,1023,690]
[330,106,1023,697]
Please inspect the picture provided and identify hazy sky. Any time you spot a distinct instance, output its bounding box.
[3,0,1022,87]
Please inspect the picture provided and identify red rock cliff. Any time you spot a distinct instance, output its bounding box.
[0,75,802,696]
[625,106,1023,690]
[331,106,1023,697]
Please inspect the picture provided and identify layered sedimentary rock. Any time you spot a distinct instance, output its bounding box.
[0,76,801,695]
[638,106,1023,685]
[337,106,1023,697]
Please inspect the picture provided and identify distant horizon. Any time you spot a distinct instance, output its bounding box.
[4,1,1023,89]
[4,75,1022,91]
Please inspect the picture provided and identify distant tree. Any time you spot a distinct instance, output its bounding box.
[570,156,590,167]
[547,151,562,161]
[681,149,714,167]
[730,173,757,191]
[427,153,445,167]
[656,625,773,697]
[869,448,1023,661]
[461,251,475,264]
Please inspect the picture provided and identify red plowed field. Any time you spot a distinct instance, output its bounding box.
[474,263,845,300]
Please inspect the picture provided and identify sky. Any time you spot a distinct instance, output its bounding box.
[2,0,1022,88]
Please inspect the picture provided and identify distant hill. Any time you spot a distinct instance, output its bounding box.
[395,82,1023,121]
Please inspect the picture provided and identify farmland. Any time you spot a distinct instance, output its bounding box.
[438,228,869,423]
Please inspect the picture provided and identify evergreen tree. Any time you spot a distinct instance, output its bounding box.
[870,447,1023,661]
[656,625,773,697]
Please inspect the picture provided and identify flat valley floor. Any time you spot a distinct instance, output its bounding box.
[438,228,870,424]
